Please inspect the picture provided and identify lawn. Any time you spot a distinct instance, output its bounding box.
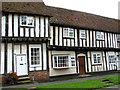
[36,76,120,89]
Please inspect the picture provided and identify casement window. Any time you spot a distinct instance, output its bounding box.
[117,34,120,42]
[63,28,74,38]
[71,56,76,67]
[93,53,101,64]
[52,55,69,68]
[20,16,34,27]
[109,55,116,63]
[80,30,86,38]
[96,31,104,40]
[29,46,41,67]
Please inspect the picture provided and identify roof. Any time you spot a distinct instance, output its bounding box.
[47,6,120,33]
[2,2,120,33]
[2,2,51,16]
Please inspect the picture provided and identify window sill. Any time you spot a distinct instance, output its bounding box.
[92,63,102,66]
[30,65,42,68]
[20,25,34,28]
[53,67,69,69]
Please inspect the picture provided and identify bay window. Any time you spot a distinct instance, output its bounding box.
[53,55,69,68]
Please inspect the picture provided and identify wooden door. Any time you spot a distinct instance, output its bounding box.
[78,56,86,74]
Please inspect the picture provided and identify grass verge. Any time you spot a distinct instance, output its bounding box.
[36,76,120,89]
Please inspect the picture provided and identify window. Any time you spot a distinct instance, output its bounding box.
[96,31,104,40]
[117,34,120,41]
[80,30,86,38]
[20,16,34,27]
[109,55,116,63]
[63,28,74,38]
[29,46,41,67]
[93,53,101,64]
[53,55,69,68]
[71,56,76,67]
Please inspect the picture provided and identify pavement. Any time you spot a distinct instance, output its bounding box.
[1,73,119,89]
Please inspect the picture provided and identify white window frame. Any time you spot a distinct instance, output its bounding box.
[20,16,34,27]
[109,55,117,64]
[52,55,69,69]
[63,28,74,38]
[96,31,104,40]
[71,56,76,67]
[80,30,86,39]
[29,45,41,67]
[92,53,101,64]
[117,34,120,42]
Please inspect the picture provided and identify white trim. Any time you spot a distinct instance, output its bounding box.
[52,54,70,69]
[80,30,86,39]
[92,53,102,64]
[20,16,34,27]
[63,28,74,38]
[96,31,104,40]
[117,34,120,42]
[29,45,42,67]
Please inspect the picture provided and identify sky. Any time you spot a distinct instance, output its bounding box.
[43,0,119,19]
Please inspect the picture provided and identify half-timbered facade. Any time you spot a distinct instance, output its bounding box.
[0,1,120,83]
[1,2,51,82]
[47,6,120,77]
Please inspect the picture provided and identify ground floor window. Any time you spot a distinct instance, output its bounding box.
[71,56,76,67]
[52,55,69,68]
[29,45,41,67]
[109,55,116,63]
[92,53,101,64]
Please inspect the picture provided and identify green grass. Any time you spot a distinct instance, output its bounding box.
[36,76,120,89]
[103,76,120,85]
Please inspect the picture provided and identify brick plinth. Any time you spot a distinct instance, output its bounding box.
[29,71,49,81]
[0,75,6,84]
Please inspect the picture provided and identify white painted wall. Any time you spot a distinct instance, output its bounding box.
[7,43,12,73]
[43,43,47,70]
[1,43,4,74]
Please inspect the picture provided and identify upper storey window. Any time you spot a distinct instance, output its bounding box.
[96,31,104,40]
[80,30,86,39]
[117,34,120,42]
[20,16,34,27]
[63,28,74,38]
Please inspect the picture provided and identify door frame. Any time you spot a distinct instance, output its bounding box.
[78,56,86,74]
[16,54,28,76]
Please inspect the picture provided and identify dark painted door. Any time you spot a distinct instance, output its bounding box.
[78,56,86,74]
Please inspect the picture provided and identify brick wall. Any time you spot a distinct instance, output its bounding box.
[29,71,49,81]
[0,75,6,84]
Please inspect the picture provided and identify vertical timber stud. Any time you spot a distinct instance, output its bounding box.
[90,51,93,72]
[27,41,29,74]
[86,52,89,72]
[46,42,49,72]
[75,51,78,73]
[12,42,14,72]
[41,43,43,70]
[104,51,108,71]
[5,40,7,75]
[77,29,80,47]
